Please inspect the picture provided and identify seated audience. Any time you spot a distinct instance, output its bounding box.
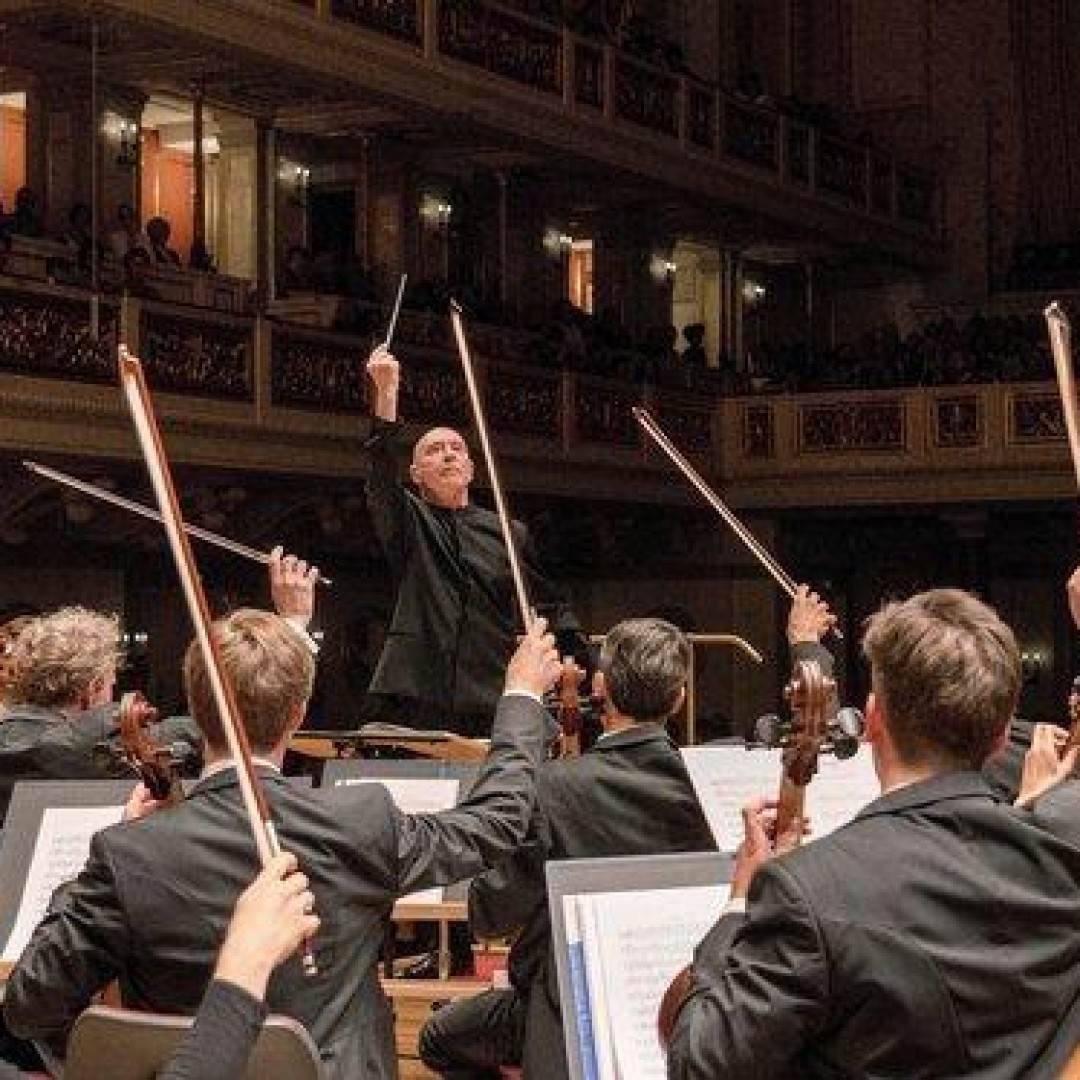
[663,588,1080,1078]
[420,588,834,1079]
[2,612,559,1077]
[146,216,181,266]
[107,201,149,263]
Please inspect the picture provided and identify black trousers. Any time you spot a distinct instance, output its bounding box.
[418,988,525,1079]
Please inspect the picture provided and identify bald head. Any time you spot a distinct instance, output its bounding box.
[410,427,474,508]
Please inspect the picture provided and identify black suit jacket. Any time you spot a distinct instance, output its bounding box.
[364,418,535,726]
[0,703,200,826]
[3,694,553,1080]
[668,772,1080,1080]
[470,724,716,1079]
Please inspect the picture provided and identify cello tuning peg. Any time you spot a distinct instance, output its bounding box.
[834,706,865,740]
[752,712,787,748]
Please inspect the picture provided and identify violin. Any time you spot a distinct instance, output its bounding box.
[117,690,184,805]
[555,657,586,758]
[657,660,863,1051]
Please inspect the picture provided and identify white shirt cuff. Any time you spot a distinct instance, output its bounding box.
[284,617,319,656]
[503,688,545,705]
[722,897,747,917]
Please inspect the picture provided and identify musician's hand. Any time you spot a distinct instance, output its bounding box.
[505,617,562,699]
[1067,568,1080,632]
[214,853,320,1001]
[731,797,808,898]
[1016,723,1075,807]
[270,546,318,630]
[122,782,169,823]
[787,584,835,646]
[366,344,400,422]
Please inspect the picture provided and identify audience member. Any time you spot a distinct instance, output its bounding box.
[146,216,181,266]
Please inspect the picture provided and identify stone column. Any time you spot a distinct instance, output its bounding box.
[214,113,258,280]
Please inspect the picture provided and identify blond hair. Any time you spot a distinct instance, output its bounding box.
[862,588,1020,770]
[9,607,121,708]
[184,608,314,754]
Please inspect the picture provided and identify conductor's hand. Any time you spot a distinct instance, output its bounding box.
[214,853,320,1001]
[1016,723,1076,808]
[366,344,400,422]
[505,617,562,699]
[787,584,835,646]
[270,546,319,631]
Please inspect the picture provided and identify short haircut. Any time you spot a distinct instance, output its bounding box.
[184,608,314,755]
[9,607,120,708]
[861,588,1020,770]
[599,617,689,722]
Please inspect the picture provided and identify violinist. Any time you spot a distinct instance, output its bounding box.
[363,344,549,736]
[420,587,833,1080]
[664,589,1080,1079]
[3,611,560,1078]
[0,606,199,825]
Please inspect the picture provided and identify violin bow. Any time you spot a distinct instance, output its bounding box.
[633,406,843,641]
[23,459,332,586]
[117,345,317,974]
[1045,303,1080,491]
[449,301,534,631]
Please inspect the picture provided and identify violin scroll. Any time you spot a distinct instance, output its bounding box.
[118,690,183,804]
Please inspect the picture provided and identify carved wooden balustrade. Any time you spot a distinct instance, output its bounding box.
[1,280,1074,506]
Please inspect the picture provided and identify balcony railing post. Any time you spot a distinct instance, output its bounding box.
[254,314,271,425]
[602,46,615,121]
[314,0,329,17]
[422,0,437,59]
[562,26,574,110]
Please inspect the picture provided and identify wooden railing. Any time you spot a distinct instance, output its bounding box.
[3,279,1070,504]
[287,0,938,237]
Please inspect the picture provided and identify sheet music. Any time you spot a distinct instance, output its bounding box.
[3,805,123,961]
[581,885,729,1080]
[682,746,879,850]
[341,777,461,903]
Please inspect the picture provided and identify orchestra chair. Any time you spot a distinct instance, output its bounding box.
[64,1004,324,1080]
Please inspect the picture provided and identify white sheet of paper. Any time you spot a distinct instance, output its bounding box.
[343,777,461,904]
[681,745,879,851]
[3,805,124,961]
[582,885,729,1080]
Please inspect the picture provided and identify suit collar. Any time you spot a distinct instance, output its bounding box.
[590,723,674,753]
[190,763,288,798]
[852,770,993,822]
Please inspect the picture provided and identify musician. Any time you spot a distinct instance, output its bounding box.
[0,606,200,825]
[665,589,1080,1079]
[0,548,316,827]
[3,610,560,1080]
[418,588,834,1080]
[363,344,544,736]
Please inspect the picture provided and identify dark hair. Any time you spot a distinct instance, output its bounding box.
[862,588,1020,770]
[599,617,689,721]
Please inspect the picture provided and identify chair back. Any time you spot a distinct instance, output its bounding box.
[65,1003,325,1080]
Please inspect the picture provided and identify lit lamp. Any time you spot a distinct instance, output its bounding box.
[742,280,767,305]
[279,160,311,206]
[420,193,453,229]
[649,253,677,284]
[103,114,140,171]
[1020,648,1047,686]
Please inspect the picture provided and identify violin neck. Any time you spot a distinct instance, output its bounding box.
[775,777,807,843]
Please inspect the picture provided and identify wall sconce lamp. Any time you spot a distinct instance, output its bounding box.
[649,254,677,284]
[742,279,767,305]
[278,160,311,206]
[543,228,574,259]
[103,114,139,171]
[420,193,453,229]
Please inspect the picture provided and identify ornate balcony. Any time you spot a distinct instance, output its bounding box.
[0,280,1071,510]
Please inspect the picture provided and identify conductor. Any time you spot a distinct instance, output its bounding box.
[363,345,541,736]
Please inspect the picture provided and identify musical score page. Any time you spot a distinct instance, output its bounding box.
[3,805,123,961]
[579,885,729,1080]
[681,746,879,850]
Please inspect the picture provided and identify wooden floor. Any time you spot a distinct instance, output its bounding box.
[384,976,491,1079]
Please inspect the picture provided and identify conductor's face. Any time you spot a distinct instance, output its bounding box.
[411,427,474,509]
